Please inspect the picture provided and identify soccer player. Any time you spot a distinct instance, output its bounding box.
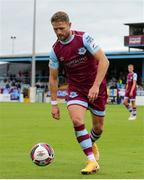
[123,64,137,120]
[48,11,109,174]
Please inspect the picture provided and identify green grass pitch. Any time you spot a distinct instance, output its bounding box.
[0,103,144,179]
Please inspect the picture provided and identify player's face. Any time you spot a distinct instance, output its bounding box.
[128,65,134,73]
[52,21,71,41]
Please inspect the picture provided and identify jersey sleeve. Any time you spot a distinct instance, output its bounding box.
[48,48,59,69]
[133,73,137,81]
[83,32,100,55]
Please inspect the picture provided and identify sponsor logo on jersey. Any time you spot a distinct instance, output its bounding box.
[92,43,98,49]
[86,35,98,50]
[86,35,94,44]
[78,47,87,55]
[65,56,87,67]
[69,91,78,98]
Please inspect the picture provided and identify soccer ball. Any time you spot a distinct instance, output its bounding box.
[30,143,54,166]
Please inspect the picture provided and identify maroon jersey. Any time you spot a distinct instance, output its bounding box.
[125,72,137,99]
[49,30,106,93]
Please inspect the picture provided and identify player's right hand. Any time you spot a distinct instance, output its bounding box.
[88,85,99,102]
[51,105,60,120]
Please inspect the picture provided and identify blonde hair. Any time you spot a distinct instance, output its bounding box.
[128,64,134,67]
[51,11,70,23]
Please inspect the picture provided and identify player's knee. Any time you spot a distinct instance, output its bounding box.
[123,100,127,106]
[131,101,136,106]
[93,124,103,135]
[71,116,83,127]
[95,128,103,136]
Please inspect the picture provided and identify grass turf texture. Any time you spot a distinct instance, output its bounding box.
[0,103,144,179]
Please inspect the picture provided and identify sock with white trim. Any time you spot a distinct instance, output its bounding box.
[90,128,102,143]
[74,124,95,161]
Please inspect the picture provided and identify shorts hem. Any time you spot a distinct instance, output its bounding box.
[67,104,88,109]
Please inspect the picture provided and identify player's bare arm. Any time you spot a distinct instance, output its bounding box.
[49,68,60,120]
[130,80,136,97]
[125,83,128,91]
[88,49,109,102]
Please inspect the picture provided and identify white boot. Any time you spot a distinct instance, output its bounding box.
[128,113,136,120]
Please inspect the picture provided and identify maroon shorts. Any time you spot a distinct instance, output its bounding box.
[125,90,136,101]
[66,86,107,117]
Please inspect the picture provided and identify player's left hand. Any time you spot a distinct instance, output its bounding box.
[88,85,99,102]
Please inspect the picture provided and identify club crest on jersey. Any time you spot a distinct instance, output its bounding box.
[78,47,87,55]
[69,92,78,98]
[60,57,64,61]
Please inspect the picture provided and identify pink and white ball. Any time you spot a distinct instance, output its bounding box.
[30,143,54,166]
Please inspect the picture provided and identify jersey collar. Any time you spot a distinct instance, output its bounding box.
[59,33,75,45]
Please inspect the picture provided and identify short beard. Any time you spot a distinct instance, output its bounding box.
[59,31,71,42]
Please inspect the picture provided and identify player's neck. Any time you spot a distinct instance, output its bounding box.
[66,30,72,41]
[60,31,74,44]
